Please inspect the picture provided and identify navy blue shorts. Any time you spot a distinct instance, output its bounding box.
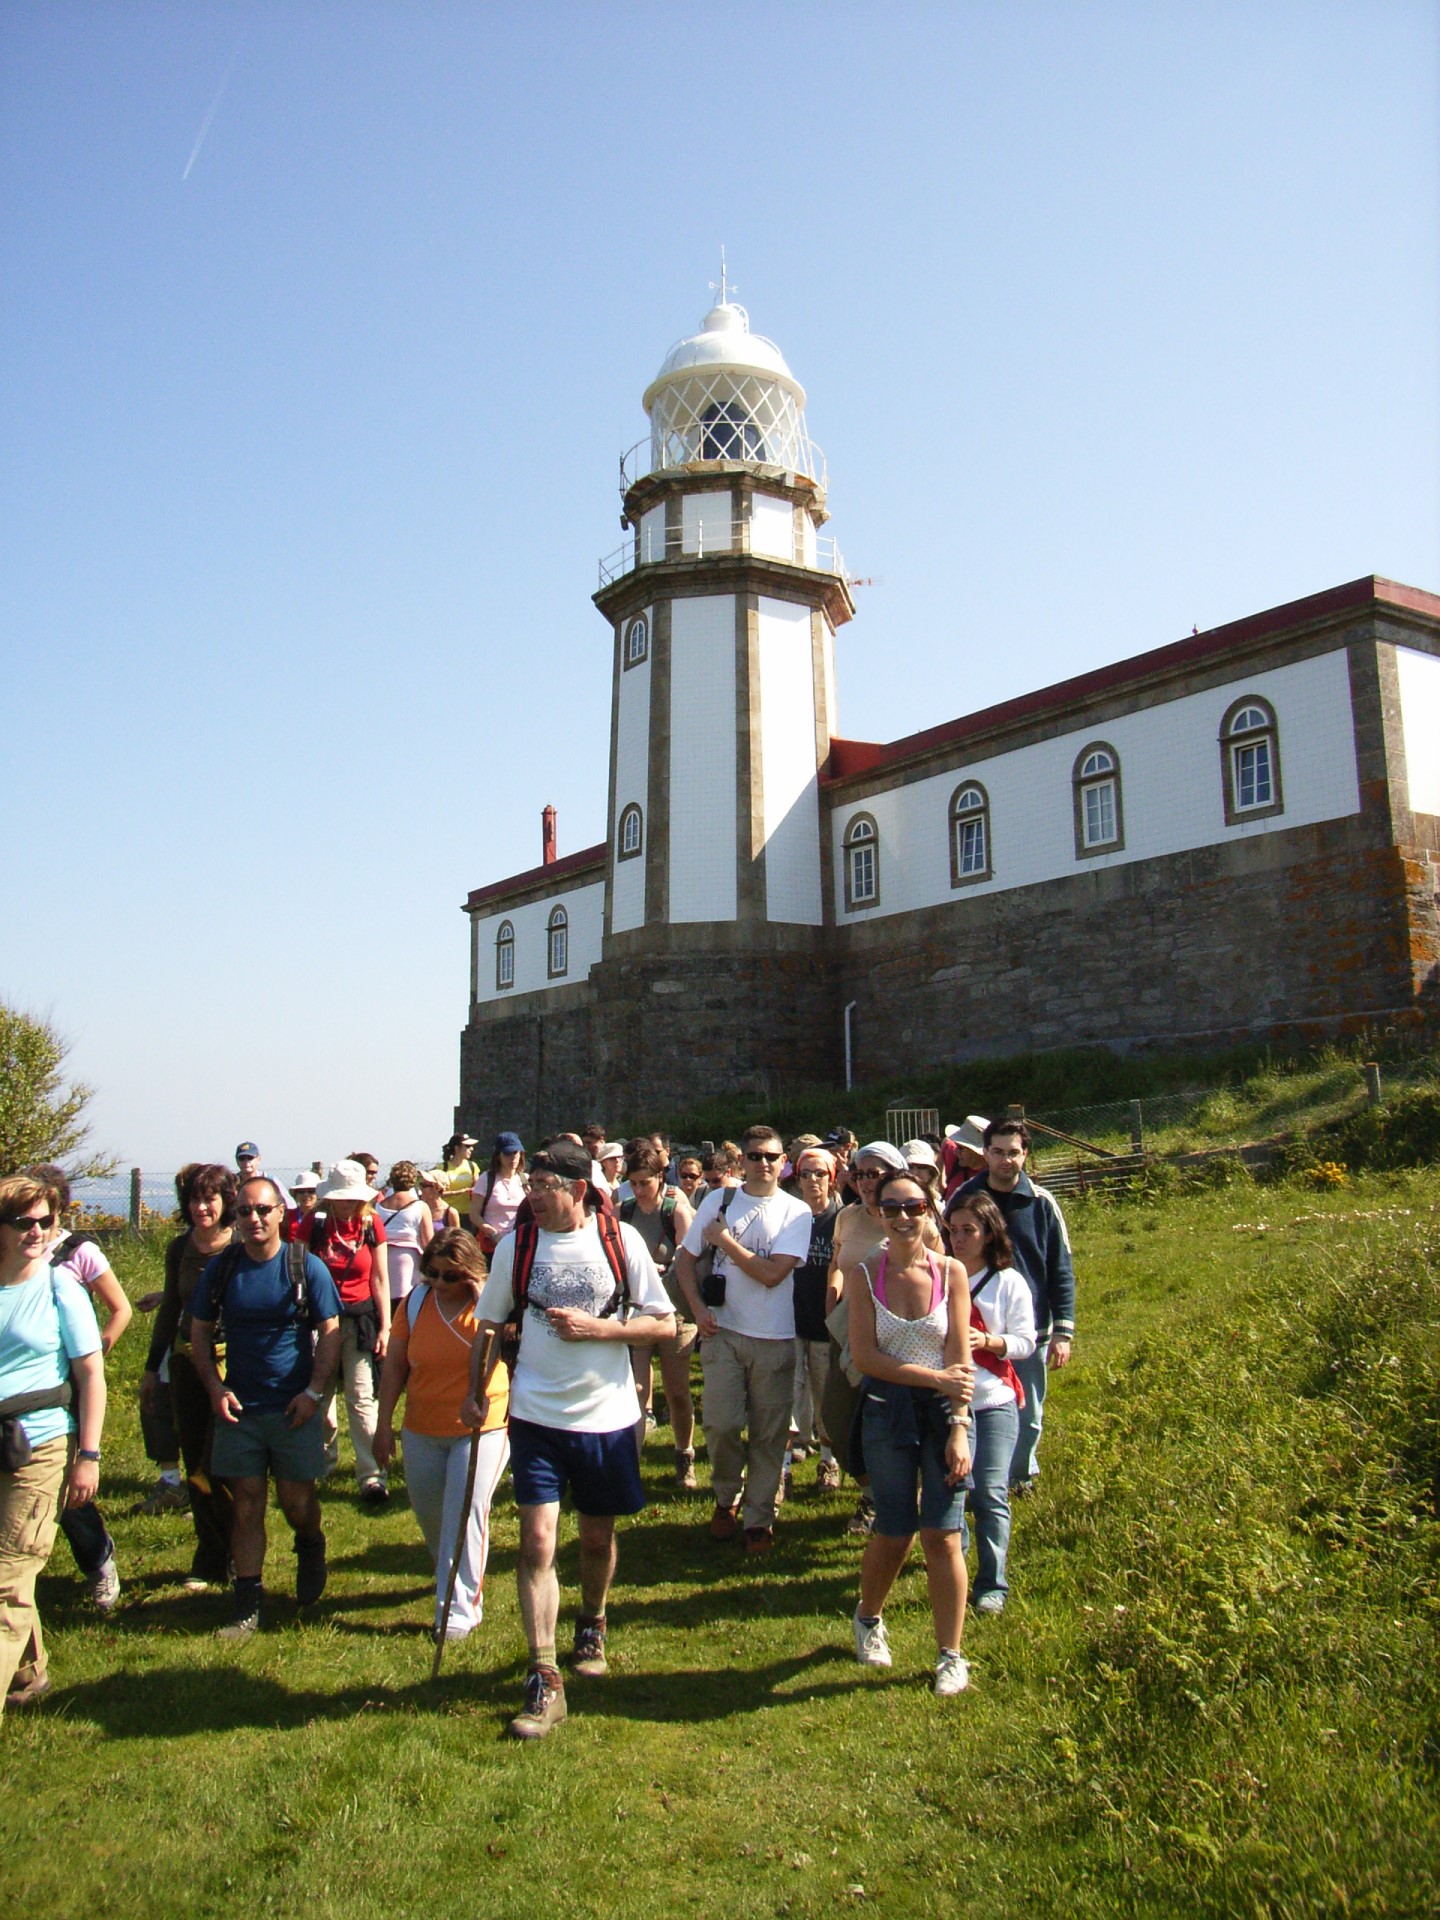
[508,1417,645,1517]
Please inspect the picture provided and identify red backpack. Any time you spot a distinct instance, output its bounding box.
[503,1209,631,1356]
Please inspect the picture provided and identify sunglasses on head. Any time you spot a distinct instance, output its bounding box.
[879,1198,928,1219]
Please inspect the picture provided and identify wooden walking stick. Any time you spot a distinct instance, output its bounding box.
[432,1327,501,1681]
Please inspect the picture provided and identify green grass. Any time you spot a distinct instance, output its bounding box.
[4,1177,1438,1918]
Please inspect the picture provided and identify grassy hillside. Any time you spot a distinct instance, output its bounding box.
[4,1171,1437,1918]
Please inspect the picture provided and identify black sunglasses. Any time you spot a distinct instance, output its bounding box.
[746,1150,783,1164]
[8,1213,55,1233]
[879,1199,928,1219]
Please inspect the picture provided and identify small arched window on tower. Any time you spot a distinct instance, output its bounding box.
[1220,696,1283,824]
[949,781,993,887]
[700,399,764,463]
[1073,742,1124,858]
[495,920,515,992]
[843,812,880,911]
[546,905,568,980]
[624,614,649,670]
[618,804,643,862]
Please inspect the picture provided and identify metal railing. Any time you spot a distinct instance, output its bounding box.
[619,433,827,496]
[598,517,847,589]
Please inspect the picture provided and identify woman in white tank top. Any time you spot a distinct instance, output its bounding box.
[375,1160,433,1305]
[843,1171,975,1697]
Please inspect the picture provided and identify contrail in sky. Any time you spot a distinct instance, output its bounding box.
[182,46,241,182]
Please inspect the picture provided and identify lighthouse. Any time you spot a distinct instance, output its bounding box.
[593,289,855,961]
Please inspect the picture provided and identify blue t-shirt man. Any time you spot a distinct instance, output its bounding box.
[190,1247,340,1413]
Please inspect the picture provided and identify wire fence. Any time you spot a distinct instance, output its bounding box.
[70,1168,323,1230]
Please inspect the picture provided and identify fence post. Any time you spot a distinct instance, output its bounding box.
[128,1167,142,1233]
[1363,1062,1382,1106]
[1129,1099,1144,1153]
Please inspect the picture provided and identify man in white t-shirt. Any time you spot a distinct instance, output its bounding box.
[466,1139,673,1740]
[676,1124,813,1555]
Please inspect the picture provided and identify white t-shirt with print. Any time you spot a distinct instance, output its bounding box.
[681,1185,813,1342]
[476,1217,669,1433]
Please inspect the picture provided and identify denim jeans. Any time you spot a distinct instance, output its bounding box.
[1009,1343,1048,1484]
[965,1401,1019,1602]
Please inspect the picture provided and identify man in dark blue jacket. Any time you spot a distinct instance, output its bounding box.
[958,1119,1075,1489]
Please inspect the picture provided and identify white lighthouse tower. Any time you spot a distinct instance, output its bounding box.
[593,285,855,965]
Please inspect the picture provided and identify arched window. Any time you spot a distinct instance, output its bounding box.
[1073,742,1124,857]
[1221,696,1283,823]
[546,905,568,979]
[624,614,649,669]
[495,920,515,992]
[618,803,643,861]
[949,781,992,886]
[843,812,879,911]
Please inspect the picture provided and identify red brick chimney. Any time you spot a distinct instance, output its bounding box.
[542,804,557,866]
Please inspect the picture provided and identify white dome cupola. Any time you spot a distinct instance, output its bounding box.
[640,288,820,481]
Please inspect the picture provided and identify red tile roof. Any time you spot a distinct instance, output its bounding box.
[824,575,1440,784]
[463,842,606,912]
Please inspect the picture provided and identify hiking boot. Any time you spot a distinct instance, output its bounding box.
[974,1592,1005,1616]
[778,1466,791,1506]
[295,1531,328,1606]
[709,1503,740,1542]
[359,1479,389,1509]
[572,1617,608,1677]
[5,1670,51,1709]
[86,1550,121,1612]
[817,1458,841,1493]
[674,1448,698,1490]
[744,1525,775,1554]
[934,1650,971,1696]
[217,1593,262,1642]
[643,1409,658,1433]
[509,1665,567,1740]
[846,1493,876,1536]
[853,1612,892,1668]
[142,1476,188,1515]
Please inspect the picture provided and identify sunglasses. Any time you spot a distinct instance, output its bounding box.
[236,1203,280,1220]
[854,1166,886,1180]
[746,1150,783,1164]
[879,1199,928,1219]
[797,1167,830,1178]
[8,1213,54,1234]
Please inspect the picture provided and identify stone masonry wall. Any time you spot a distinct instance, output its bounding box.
[832,817,1431,1081]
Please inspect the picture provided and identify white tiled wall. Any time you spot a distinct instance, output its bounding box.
[669,594,738,922]
[750,493,795,563]
[611,611,652,935]
[682,491,733,557]
[832,649,1361,922]
[758,596,823,924]
[1396,645,1440,817]
[639,504,667,566]
[470,880,605,1002]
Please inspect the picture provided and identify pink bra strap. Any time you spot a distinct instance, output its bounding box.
[873,1250,943,1312]
[872,1251,889,1309]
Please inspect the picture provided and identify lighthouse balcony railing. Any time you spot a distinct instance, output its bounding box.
[618,435,827,496]
[598,519,847,590]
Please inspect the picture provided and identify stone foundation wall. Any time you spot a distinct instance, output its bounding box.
[458,822,1437,1140]
[833,818,1432,1079]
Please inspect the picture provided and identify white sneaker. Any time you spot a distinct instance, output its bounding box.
[87,1551,121,1611]
[934,1649,970,1696]
[853,1613,892,1668]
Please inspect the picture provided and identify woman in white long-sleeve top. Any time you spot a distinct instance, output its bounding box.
[942,1189,1036,1615]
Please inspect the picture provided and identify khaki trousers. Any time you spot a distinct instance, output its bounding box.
[700,1329,795,1530]
[0,1435,68,1711]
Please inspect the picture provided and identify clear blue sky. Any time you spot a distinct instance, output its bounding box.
[4,2,1437,1172]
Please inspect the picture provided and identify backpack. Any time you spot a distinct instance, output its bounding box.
[619,1193,679,1235]
[503,1209,631,1354]
[50,1230,99,1269]
[211,1237,314,1339]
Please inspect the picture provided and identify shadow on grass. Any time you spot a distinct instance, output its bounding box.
[50,1641,870,1738]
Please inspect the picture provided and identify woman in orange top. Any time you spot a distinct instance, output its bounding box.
[374,1229,510,1643]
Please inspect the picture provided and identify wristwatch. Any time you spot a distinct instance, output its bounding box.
[76,1448,101,1462]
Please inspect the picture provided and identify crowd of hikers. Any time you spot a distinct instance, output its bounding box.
[0,1114,1076,1738]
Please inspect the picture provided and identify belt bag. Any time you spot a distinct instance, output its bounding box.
[694,1188,738,1306]
[0,1381,73,1474]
